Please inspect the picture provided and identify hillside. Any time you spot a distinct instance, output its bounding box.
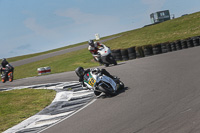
[104,11,200,49]
[7,11,200,79]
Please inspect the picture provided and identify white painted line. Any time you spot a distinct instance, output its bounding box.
[38,99,97,133]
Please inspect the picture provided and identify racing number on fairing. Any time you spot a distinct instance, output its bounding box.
[88,78,96,87]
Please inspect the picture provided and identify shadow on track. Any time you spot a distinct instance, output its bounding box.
[101,62,126,68]
[97,87,129,99]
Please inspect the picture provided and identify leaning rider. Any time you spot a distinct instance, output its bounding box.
[88,39,104,65]
[0,58,14,76]
[75,66,114,87]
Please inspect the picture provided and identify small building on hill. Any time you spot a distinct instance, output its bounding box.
[150,10,171,24]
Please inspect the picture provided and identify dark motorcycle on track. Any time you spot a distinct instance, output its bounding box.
[1,67,13,83]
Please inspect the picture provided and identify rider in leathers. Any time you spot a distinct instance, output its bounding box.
[0,58,14,78]
[75,67,114,89]
[88,40,103,65]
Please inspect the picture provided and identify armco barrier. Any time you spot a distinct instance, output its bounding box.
[37,67,45,75]
[37,66,51,75]
[44,66,51,73]
[110,36,200,62]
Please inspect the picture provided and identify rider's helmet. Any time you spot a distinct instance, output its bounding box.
[88,40,94,47]
[2,58,6,62]
[75,67,85,77]
[1,58,8,68]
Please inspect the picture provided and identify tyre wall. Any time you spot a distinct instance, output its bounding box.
[111,36,200,61]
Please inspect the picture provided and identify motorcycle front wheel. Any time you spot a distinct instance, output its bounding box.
[118,81,124,89]
[94,90,102,96]
[98,85,116,96]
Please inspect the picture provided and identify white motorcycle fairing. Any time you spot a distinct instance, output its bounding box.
[92,44,111,60]
[92,44,117,67]
[97,44,111,57]
[83,72,117,92]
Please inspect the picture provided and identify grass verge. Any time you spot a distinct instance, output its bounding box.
[103,12,200,49]
[6,42,87,63]
[0,89,56,132]
[0,11,200,133]
[13,12,200,80]
[14,48,99,79]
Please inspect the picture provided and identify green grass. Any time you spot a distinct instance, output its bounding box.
[1,11,200,132]
[6,41,88,63]
[12,11,200,80]
[0,89,56,132]
[7,11,200,64]
[103,11,200,49]
[14,48,99,79]
[6,34,122,63]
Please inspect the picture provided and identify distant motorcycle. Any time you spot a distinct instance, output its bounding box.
[1,67,13,83]
[83,70,124,96]
[93,44,117,67]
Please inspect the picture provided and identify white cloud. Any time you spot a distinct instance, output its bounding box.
[54,8,131,38]
[23,17,61,39]
[55,8,119,26]
[55,8,94,24]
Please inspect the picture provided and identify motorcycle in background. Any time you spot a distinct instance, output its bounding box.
[93,44,117,67]
[0,67,13,83]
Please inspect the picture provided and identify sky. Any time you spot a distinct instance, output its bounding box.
[0,0,200,59]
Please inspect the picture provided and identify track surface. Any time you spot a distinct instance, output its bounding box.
[1,47,200,133]
[10,36,121,67]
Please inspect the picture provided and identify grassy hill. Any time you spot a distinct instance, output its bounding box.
[8,11,200,79]
[104,11,200,49]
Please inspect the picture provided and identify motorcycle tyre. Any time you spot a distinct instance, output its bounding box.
[109,55,117,65]
[2,79,6,83]
[104,64,109,67]
[113,59,117,65]
[9,72,13,82]
[98,85,116,96]
[9,77,13,82]
[119,81,124,90]
[113,78,124,90]
[94,91,102,96]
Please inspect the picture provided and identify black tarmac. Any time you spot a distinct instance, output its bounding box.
[1,46,200,133]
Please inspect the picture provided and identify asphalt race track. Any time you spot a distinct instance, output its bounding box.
[1,46,200,133]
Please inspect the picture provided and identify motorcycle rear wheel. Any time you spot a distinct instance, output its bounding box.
[8,72,13,82]
[109,55,117,65]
